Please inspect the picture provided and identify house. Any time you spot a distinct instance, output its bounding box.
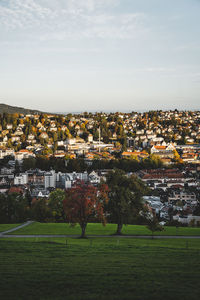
[54,152,65,158]
[151,144,176,154]
[14,130,24,136]
[168,191,197,204]
[0,185,9,193]
[27,169,45,186]
[88,134,93,143]
[121,151,148,160]
[11,136,20,142]
[0,148,15,159]
[15,149,35,161]
[28,134,35,140]
[181,153,197,163]
[14,174,28,185]
[6,124,13,130]
[31,188,50,198]
[50,127,57,132]
[173,214,200,225]
[88,171,101,185]
[138,168,186,190]
[39,132,49,139]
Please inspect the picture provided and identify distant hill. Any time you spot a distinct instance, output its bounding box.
[0,103,46,115]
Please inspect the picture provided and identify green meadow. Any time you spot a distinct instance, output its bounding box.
[0,224,20,232]
[0,237,200,300]
[8,222,200,236]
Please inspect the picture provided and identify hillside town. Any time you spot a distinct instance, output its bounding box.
[1,110,200,162]
[0,110,200,225]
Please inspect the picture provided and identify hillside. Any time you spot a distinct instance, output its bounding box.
[0,103,45,115]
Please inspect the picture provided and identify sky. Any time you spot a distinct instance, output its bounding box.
[0,0,200,113]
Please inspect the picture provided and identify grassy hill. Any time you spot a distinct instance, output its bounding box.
[1,223,200,299]
[0,103,46,115]
[0,238,200,299]
[6,222,200,236]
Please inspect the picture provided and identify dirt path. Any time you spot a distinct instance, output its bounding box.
[1,234,200,239]
[0,221,34,236]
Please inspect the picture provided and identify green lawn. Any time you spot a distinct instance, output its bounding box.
[0,238,200,300]
[0,224,20,233]
[9,222,200,236]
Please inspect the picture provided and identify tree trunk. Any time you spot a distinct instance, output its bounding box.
[80,223,87,238]
[116,223,123,235]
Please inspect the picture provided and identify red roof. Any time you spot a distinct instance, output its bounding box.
[8,187,24,194]
[142,173,184,180]
[19,149,30,153]
[154,146,166,150]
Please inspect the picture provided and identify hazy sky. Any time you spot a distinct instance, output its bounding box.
[0,0,200,112]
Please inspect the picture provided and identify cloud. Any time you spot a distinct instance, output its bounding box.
[143,67,176,73]
[0,0,148,40]
[64,0,119,13]
[39,12,147,40]
[0,0,118,29]
[0,0,55,30]
[174,43,200,52]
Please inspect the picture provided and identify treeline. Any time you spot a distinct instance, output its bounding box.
[0,188,147,225]
[0,170,150,229]
[0,190,65,224]
[21,155,164,173]
[0,192,32,223]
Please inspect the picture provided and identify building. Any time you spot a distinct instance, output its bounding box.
[44,170,56,189]
[14,174,28,185]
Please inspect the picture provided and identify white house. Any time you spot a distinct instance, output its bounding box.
[14,174,28,185]
[44,170,56,189]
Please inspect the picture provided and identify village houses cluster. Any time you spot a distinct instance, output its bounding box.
[0,110,200,163]
[0,110,200,225]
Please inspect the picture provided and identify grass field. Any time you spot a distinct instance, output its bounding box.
[9,222,200,236]
[0,237,200,300]
[0,224,20,233]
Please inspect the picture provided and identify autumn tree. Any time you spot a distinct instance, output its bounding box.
[63,181,108,238]
[173,150,183,164]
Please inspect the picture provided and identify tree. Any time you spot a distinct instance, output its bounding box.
[168,207,174,222]
[146,216,164,238]
[63,181,108,238]
[106,169,148,235]
[48,189,66,222]
[31,198,51,222]
[193,204,200,216]
[22,157,36,171]
[66,158,87,172]
[0,193,29,223]
[173,150,183,164]
[14,160,20,174]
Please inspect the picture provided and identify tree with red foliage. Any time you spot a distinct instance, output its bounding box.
[63,181,109,238]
